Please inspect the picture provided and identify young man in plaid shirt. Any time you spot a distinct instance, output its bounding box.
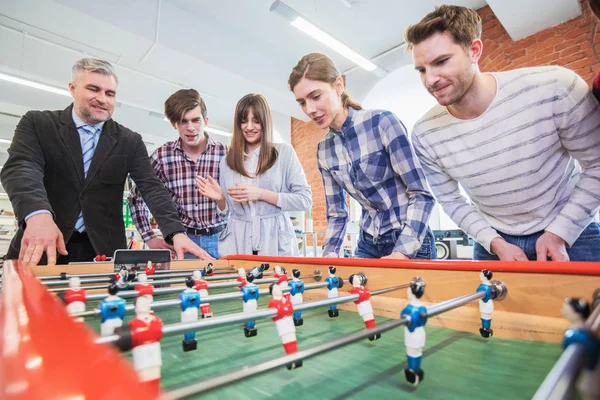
[129,89,228,259]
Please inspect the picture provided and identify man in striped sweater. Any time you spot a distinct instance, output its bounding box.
[405,5,600,261]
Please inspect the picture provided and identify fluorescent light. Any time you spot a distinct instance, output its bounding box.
[0,72,70,97]
[270,1,386,76]
[0,139,11,144]
[291,17,376,72]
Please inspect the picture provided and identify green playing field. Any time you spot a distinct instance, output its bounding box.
[84,287,561,400]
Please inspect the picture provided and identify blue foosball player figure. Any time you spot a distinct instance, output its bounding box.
[325,266,343,318]
[289,269,305,326]
[401,279,427,386]
[476,269,495,338]
[241,273,259,337]
[180,277,201,351]
[99,283,126,336]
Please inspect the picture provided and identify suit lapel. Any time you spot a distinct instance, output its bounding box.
[83,120,117,189]
[58,105,84,186]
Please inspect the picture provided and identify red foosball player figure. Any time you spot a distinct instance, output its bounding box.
[64,277,86,321]
[192,270,212,318]
[94,254,107,262]
[273,265,289,287]
[237,267,247,289]
[135,272,155,302]
[349,273,380,341]
[145,261,156,276]
[268,283,302,370]
[128,296,164,395]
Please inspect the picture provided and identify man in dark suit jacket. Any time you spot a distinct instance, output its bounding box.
[0,57,212,265]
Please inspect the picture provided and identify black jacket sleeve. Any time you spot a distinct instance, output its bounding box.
[127,133,184,238]
[0,111,53,225]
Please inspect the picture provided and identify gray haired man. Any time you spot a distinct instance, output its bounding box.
[1,57,212,265]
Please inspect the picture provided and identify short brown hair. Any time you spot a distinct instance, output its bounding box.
[164,88,208,125]
[227,94,278,178]
[404,5,482,51]
[288,52,362,111]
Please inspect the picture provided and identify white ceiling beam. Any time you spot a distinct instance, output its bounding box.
[486,0,582,41]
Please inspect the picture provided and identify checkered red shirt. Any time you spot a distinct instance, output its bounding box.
[128,137,229,242]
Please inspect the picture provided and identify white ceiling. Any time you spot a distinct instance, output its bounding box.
[0,0,582,148]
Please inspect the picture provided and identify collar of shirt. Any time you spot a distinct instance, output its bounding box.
[330,106,357,136]
[243,146,261,159]
[174,136,215,155]
[71,108,105,134]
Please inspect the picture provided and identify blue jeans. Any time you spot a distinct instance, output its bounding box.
[355,228,437,259]
[473,222,600,262]
[184,232,220,259]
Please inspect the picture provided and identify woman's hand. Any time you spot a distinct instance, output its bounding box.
[228,184,264,203]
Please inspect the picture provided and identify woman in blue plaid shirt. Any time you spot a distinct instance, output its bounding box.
[289,53,437,260]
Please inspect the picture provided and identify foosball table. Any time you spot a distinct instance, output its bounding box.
[1,252,599,399]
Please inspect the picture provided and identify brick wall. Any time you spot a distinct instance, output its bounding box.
[478,0,600,83]
[290,118,328,245]
[291,0,600,242]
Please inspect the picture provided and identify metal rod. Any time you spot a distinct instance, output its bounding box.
[532,298,600,400]
[532,345,587,400]
[49,277,190,292]
[85,278,277,301]
[426,292,485,318]
[94,282,407,345]
[38,272,116,280]
[162,316,411,399]
[42,270,275,286]
[72,281,331,318]
[35,265,229,281]
[49,284,108,292]
[43,276,115,286]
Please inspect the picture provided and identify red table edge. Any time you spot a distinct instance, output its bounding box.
[0,260,159,400]
[221,255,600,276]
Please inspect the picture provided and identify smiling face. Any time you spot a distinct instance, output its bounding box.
[412,31,479,107]
[240,107,262,151]
[174,105,207,148]
[69,70,117,124]
[293,76,345,130]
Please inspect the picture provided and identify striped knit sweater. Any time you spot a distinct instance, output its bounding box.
[412,66,600,253]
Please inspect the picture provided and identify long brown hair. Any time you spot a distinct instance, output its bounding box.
[288,52,362,111]
[226,94,278,178]
[404,5,482,51]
